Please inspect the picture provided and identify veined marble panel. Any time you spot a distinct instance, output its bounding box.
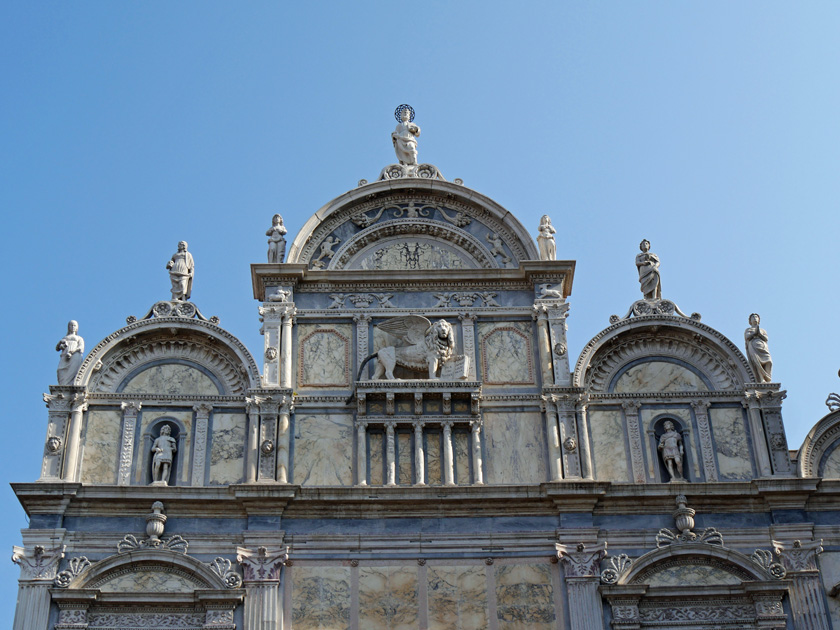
[821,444,840,478]
[397,432,412,485]
[646,563,741,587]
[612,360,709,393]
[478,322,534,385]
[427,564,488,630]
[454,431,470,485]
[589,409,630,482]
[709,407,753,480]
[291,566,351,630]
[495,564,555,630]
[295,414,353,486]
[208,412,245,485]
[120,363,220,395]
[359,566,419,630]
[140,410,193,485]
[369,432,384,486]
[81,409,121,484]
[298,324,351,388]
[484,412,546,484]
[98,569,202,593]
[426,431,442,486]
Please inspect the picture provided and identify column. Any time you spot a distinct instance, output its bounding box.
[458,312,477,380]
[258,305,284,387]
[759,389,794,476]
[191,403,212,486]
[575,395,594,480]
[356,421,368,486]
[245,395,264,483]
[237,546,288,630]
[556,394,582,479]
[533,305,554,385]
[556,542,607,630]
[280,306,296,389]
[12,544,65,630]
[385,422,396,486]
[62,391,88,482]
[621,401,646,484]
[442,421,455,486]
[353,313,372,378]
[39,390,74,482]
[744,392,773,477]
[773,539,830,630]
[471,421,484,485]
[546,301,572,386]
[690,400,718,482]
[118,402,142,486]
[543,396,563,482]
[276,397,292,484]
[413,422,426,486]
[258,398,279,482]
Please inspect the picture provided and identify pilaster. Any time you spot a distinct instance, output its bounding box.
[191,403,212,486]
[40,388,79,482]
[237,546,288,630]
[758,389,794,476]
[12,542,65,630]
[118,401,142,486]
[458,312,477,380]
[690,399,718,482]
[621,401,646,484]
[743,391,774,477]
[556,542,607,630]
[772,539,829,630]
[353,313,372,377]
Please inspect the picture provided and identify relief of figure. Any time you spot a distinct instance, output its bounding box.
[636,239,661,300]
[486,232,511,265]
[356,316,455,380]
[392,104,420,166]
[745,313,773,383]
[266,214,287,263]
[151,424,177,485]
[166,241,194,301]
[537,215,556,261]
[56,320,84,385]
[658,420,684,482]
[311,236,341,269]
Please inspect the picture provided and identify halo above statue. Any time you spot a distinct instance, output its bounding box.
[394,104,415,122]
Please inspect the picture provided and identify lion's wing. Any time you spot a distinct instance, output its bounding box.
[376,315,431,346]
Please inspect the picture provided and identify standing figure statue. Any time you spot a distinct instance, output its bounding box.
[56,320,84,386]
[392,104,420,166]
[745,313,773,383]
[266,214,287,263]
[166,241,194,301]
[636,239,661,300]
[537,215,556,261]
[151,424,177,485]
[658,420,685,482]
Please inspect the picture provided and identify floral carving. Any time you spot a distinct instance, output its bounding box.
[208,557,243,589]
[751,548,787,579]
[53,555,92,587]
[601,553,632,584]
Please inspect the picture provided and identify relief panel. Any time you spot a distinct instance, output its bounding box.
[397,432,412,485]
[495,564,555,630]
[427,564,488,630]
[709,407,754,480]
[298,324,351,388]
[369,432,384,486]
[483,412,546,485]
[478,322,534,386]
[612,360,709,393]
[120,363,221,396]
[588,409,630,482]
[426,431,442,486]
[454,431,470,485]
[208,412,246,485]
[359,566,419,630]
[294,414,353,486]
[291,566,351,630]
[97,568,204,593]
[645,563,741,587]
[81,409,121,484]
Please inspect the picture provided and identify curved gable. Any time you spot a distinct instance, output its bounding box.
[798,409,840,477]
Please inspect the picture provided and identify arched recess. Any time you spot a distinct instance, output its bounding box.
[619,545,774,585]
[75,318,261,395]
[797,409,840,478]
[286,178,540,270]
[573,317,754,392]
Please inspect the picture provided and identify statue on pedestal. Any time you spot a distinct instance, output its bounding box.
[266,214,287,263]
[392,104,420,166]
[151,424,177,486]
[745,313,773,383]
[537,215,556,261]
[166,241,194,301]
[56,320,84,385]
[636,239,661,300]
[658,420,685,481]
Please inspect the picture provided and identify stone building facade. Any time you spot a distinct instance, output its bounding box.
[12,119,840,629]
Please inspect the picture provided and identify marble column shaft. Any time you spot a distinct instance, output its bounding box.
[758,390,794,476]
[413,422,425,485]
[533,306,554,386]
[280,307,295,389]
[555,396,582,479]
[118,402,142,486]
[245,396,262,483]
[276,402,291,484]
[12,583,52,630]
[744,393,773,477]
[442,422,455,486]
[773,540,830,630]
[566,578,606,630]
[471,421,484,484]
[62,393,88,482]
[542,396,563,482]
[575,399,594,480]
[356,421,368,486]
[238,547,287,630]
[385,422,396,486]
[546,301,571,386]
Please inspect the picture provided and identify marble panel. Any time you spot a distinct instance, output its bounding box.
[397,432,412,485]
[483,412,546,485]
[612,360,709,393]
[81,409,121,484]
[454,431,470,485]
[98,569,202,593]
[646,563,741,587]
[140,410,193,485]
[369,432,384,486]
[427,564,488,630]
[426,431,442,486]
[495,564,555,630]
[355,238,474,271]
[291,566,351,630]
[820,444,840,478]
[588,409,630,482]
[295,414,353,486]
[359,566,419,630]
[478,322,534,385]
[298,324,351,388]
[709,407,753,480]
[208,413,245,485]
[120,363,221,395]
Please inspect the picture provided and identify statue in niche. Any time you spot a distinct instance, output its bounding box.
[392,104,420,166]
[311,236,341,269]
[486,232,511,265]
[266,214,287,263]
[166,241,194,301]
[537,215,556,261]
[357,316,457,380]
[745,313,773,383]
[658,420,685,482]
[55,320,84,385]
[151,424,177,486]
[635,239,661,300]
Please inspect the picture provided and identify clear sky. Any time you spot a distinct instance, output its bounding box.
[2,1,839,621]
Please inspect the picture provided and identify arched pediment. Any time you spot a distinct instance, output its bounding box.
[573,317,753,392]
[76,318,261,395]
[797,408,840,478]
[286,179,540,271]
[621,545,773,586]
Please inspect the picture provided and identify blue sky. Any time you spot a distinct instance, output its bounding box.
[2,1,839,620]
